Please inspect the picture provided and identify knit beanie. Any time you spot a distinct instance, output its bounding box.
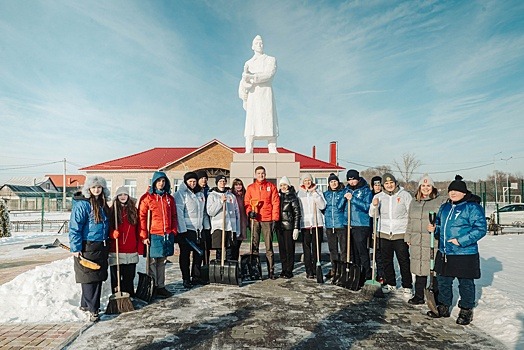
[196,170,208,180]
[114,186,129,197]
[328,173,340,183]
[371,176,382,186]
[215,174,227,185]
[301,173,314,183]
[82,176,110,199]
[448,175,468,193]
[279,176,291,186]
[184,172,198,183]
[346,169,360,180]
[418,173,435,187]
[382,173,397,184]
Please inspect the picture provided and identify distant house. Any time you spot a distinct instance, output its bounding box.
[3,177,59,193]
[46,175,85,196]
[80,139,344,198]
[0,184,48,210]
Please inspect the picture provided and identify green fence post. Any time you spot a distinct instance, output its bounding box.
[41,194,45,232]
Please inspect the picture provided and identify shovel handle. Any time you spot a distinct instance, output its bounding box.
[346,198,351,264]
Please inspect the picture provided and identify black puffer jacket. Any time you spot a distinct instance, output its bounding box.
[277,186,301,231]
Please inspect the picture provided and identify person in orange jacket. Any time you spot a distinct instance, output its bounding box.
[138,171,178,298]
[244,166,280,279]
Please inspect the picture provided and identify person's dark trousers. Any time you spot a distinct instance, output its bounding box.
[178,238,192,281]
[81,282,103,314]
[252,221,275,275]
[414,274,439,300]
[231,239,243,261]
[302,227,323,276]
[110,264,136,296]
[437,276,475,309]
[375,232,385,279]
[380,237,413,288]
[326,227,347,265]
[215,247,233,262]
[202,229,212,265]
[277,228,295,275]
[350,226,371,280]
[191,230,206,280]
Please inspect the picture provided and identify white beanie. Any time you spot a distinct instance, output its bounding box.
[300,173,314,183]
[82,176,110,199]
[418,173,435,187]
[114,186,129,197]
[279,176,291,186]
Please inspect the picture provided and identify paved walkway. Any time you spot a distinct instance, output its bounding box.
[0,242,507,349]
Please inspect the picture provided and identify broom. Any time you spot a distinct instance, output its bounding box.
[362,207,384,299]
[106,203,135,314]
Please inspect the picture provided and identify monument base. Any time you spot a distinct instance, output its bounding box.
[230,153,300,188]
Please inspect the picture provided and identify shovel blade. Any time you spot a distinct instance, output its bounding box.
[135,272,154,303]
[336,262,361,291]
[209,260,242,286]
[240,254,262,281]
[425,288,438,315]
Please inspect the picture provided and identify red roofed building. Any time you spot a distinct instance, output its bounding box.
[80,139,343,198]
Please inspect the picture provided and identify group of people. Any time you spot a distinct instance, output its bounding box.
[69,167,486,326]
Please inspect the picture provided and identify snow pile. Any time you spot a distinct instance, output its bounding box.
[0,257,111,323]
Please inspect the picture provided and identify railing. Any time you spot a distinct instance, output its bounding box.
[11,220,69,233]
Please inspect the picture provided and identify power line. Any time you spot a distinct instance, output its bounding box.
[0,161,63,171]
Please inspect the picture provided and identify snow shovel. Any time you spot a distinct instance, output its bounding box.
[425,212,438,315]
[54,239,101,270]
[313,203,324,284]
[240,199,262,281]
[337,199,361,291]
[136,210,154,303]
[362,207,384,298]
[209,201,242,286]
[106,204,134,314]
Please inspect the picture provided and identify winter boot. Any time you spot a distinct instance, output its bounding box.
[427,304,450,318]
[408,296,425,305]
[456,308,473,325]
[155,287,173,298]
[325,269,334,279]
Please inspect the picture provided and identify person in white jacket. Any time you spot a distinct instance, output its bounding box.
[175,172,207,288]
[207,175,241,262]
[369,173,413,294]
[297,173,326,279]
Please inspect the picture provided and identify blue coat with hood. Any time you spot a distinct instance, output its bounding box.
[323,183,347,229]
[435,192,486,257]
[343,178,373,227]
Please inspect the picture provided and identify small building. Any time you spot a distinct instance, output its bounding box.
[80,139,344,199]
[46,174,86,197]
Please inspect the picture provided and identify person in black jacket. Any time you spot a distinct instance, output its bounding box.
[276,176,301,279]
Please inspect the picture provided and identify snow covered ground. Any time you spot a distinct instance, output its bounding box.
[0,228,523,349]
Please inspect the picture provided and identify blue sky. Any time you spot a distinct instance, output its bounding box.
[1,0,523,184]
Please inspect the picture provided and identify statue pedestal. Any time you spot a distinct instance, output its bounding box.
[230,153,300,188]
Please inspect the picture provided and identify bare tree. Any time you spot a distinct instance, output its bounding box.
[360,165,393,183]
[393,153,421,192]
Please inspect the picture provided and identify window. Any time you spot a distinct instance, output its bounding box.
[124,179,136,198]
[172,178,183,193]
[317,177,328,193]
[106,180,112,198]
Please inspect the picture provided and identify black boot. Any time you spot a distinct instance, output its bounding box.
[456,308,473,325]
[408,296,425,305]
[427,304,450,318]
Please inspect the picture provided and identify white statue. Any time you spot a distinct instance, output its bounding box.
[239,35,279,154]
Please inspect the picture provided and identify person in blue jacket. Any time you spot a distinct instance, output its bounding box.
[69,176,110,322]
[323,173,347,283]
[343,169,373,284]
[428,175,487,325]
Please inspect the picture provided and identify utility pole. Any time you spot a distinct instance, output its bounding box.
[63,158,66,211]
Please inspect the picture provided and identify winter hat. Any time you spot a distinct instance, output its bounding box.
[114,186,129,197]
[346,169,360,181]
[82,176,110,199]
[418,173,435,187]
[279,176,291,186]
[448,175,468,194]
[371,176,382,186]
[382,173,397,184]
[215,174,227,185]
[328,173,340,183]
[184,171,198,183]
[301,173,314,183]
[196,170,208,180]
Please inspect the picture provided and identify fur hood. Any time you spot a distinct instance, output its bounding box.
[82,176,110,199]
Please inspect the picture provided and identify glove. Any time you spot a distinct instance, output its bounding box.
[248,211,257,219]
[293,229,299,240]
[110,230,120,240]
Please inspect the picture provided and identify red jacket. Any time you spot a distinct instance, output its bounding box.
[138,192,178,239]
[109,208,142,255]
[245,180,280,222]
